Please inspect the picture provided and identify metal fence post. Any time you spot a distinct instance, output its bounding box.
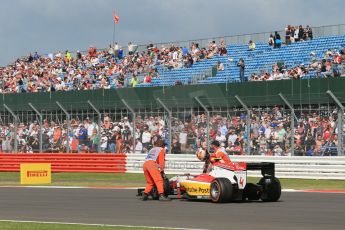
[87,100,102,153]
[195,96,210,152]
[3,104,18,153]
[28,103,43,153]
[156,98,172,154]
[234,95,251,155]
[121,99,136,153]
[279,93,295,156]
[56,101,70,153]
[337,109,344,156]
[326,90,344,156]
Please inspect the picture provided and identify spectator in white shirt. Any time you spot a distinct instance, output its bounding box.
[217,61,225,71]
[135,138,143,153]
[228,130,238,144]
[128,42,135,55]
[179,128,188,152]
[215,131,226,146]
[100,136,108,152]
[141,127,152,151]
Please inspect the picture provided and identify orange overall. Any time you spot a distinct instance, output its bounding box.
[210,148,232,164]
[143,147,166,195]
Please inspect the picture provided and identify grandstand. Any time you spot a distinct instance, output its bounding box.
[1,25,345,92]
[0,24,345,158]
[135,34,345,87]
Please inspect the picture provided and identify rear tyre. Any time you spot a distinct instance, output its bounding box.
[163,177,171,197]
[259,177,281,202]
[210,178,233,203]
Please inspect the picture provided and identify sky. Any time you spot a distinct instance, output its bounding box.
[0,0,344,66]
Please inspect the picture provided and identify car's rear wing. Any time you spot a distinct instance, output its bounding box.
[246,162,275,177]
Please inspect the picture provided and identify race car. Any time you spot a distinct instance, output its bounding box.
[137,161,281,203]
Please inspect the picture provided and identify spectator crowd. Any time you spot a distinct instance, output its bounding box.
[0,107,341,156]
[0,26,343,156]
[0,38,230,93]
[284,25,313,45]
[266,25,313,49]
[249,47,345,81]
[0,24,344,91]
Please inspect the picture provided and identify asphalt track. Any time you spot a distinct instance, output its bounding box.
[0,187,344,230]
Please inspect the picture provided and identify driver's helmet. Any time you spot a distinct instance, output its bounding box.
[196,149,206,161]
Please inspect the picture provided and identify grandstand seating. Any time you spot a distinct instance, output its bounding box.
[136,35,345,87]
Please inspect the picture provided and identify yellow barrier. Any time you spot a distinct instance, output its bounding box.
[20,163,51,184]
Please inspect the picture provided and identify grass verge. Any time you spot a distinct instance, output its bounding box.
[0,172,344,190]
[0,221,172,230]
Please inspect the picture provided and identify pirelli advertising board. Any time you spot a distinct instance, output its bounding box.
[20,163,51,184]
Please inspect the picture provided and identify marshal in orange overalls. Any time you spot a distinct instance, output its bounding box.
[211,147,232,164]
[143,146,166,195]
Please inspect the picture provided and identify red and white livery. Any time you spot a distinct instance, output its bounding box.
[138,159,281,203]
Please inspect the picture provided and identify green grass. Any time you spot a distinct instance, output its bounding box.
[0,172,344,190]
[247,177,345,190]
[0,221,172,230]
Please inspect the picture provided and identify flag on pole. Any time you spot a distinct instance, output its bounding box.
[113,11,119,24]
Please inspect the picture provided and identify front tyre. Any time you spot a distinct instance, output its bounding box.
[151,177,171,200]
[210,178,233,203]
[151,187,159,200]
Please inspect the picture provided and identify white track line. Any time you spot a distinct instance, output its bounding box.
[0,219,208,230]
[282,189,298,192]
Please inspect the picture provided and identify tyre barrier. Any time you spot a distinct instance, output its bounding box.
[0,153,127,173]
[1,153,345,179]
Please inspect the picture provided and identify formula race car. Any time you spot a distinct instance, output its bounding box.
[137,161,281,203]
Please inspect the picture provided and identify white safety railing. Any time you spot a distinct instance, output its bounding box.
[126,154,345,180]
